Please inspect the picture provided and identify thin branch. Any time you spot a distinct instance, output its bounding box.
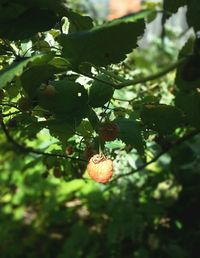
[75,58,184,90]
[2,111,21,117]
[110,129,200,183]
[78,70,116,87]
[96,67,127,83]
[100,101,111,123]
[0,119,87,163]
[114,58,185,89]
[2,39,18,58]
[0,102,18,109]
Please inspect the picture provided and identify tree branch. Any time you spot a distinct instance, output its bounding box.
[78,58,184,90]
[114,58,185,89]
[111,129,200,183]
[0,119,87,163]
[2,111,21,117]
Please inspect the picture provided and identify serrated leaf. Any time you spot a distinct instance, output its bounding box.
[48,57,70,70]
[175,37,198,91]
[141,104,183,134]
[21,64,57,99]
[26,118,77,146]
[175,91,200,129]
[0,54,49,90]
[21,56,70,98]
[0,2,26,22]
[115,118,144,154]
[38,79,89,119]
[59,10,152,67]
[0,8,58,40]
[15,0,69,16]
[45,119,76,145]
[76,120,94,137]
[89,74,114,107]
[87,108,100,130]
[175,55,200,91]
[67,10,94,32]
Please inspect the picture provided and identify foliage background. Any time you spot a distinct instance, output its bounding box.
[0,0,200,257]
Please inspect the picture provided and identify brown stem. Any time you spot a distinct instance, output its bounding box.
[0,119,87,163]
[110,129,200,183]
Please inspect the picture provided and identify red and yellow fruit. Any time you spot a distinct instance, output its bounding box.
[41,84,56,97]
[98,122,120,141]
[87,154,113,183]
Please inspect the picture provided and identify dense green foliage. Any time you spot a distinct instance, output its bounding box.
[1,0,200,257]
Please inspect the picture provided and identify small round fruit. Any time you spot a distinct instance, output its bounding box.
[65,145,74,155]
[53,167,62,178]
[7,118,17,128]
[18,97,32,111]
[98,122,120,141]
[87,154,113,183]
[42,84,56,97]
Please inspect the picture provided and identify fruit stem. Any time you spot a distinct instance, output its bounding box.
[98,138,103,155]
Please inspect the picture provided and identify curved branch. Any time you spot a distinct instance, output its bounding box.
[114,58,185,89]
[75,70,116,87]
[0,119,87,163]
[2,111,21,117]
[79,58,184,90]
[111,129,200,183]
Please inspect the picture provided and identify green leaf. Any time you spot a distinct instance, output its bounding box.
[67,10,94,32]
[175,37,198,91]
[186,0,200,32]
[141,104,183,134]
[0,2,27,22]
[58,10,152,67]
[21,64,56,99]
[115,118,144,154]
[88,74,114,108]
[38,79,89,119]
[0,8,58,40]
[26,118,77,146]
[48,57,70,70]
[14,0,69,16]
[175,55,200,91]
[163,0,186,14]
[175,91,200,129]
[44,119,77,145]
[0,54,49,90]
[21,56,70,98]
[76,120,94,137]
[87,108,100,130]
